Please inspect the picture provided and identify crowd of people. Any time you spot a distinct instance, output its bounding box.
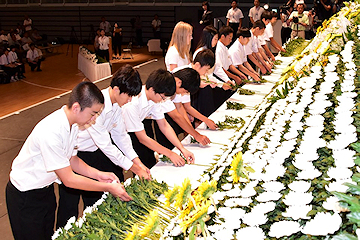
[0,15,45,83]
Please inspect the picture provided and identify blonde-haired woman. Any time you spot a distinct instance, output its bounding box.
[165,21,193,72]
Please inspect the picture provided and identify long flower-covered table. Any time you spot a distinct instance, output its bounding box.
[54,2,360,239]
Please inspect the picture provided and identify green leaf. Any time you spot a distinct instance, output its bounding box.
[351,142,360,153]
[354,157,360,166]
[344,182,360,195]
[347,212,360,226]
[332,232,358,240]
[189,226,197,240]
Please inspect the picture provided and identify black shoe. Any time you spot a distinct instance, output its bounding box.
[31,68,35,72]
[37,69,42,72]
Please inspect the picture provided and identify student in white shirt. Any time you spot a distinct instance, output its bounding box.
[9,45,25,79]
[266,11,286,53]
[229,28,261,82]
[165,21,192,72]
[98,29,110,61]
[154,64,217,150]
[245,20,272,75]
[215,26,246,85]
[259,11,276,62]
[56,65,151,228]
[6,82,132,240]
[27,43,42,72]
[0,48,20,82]
[249,0,265,25]
[226,0,244,42]
[122,69,195,169]
[23,15,32,32]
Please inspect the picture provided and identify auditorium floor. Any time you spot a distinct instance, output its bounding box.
[0,44,165,239]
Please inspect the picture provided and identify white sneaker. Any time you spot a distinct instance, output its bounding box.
[14,76,19,81]
[10,76,15,82]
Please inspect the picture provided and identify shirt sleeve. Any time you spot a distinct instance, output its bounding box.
[239,9,244,19]
[165,46,180,71]
[161,99,176,113]
[181,94,191,103]
[172,94,183,103]
[149,103,165,120]
[86,114,134,171]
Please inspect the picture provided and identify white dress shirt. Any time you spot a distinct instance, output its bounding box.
[245,31,261,56]
[98,36,109,50]
[226,7,244,23]
[0,54,10,65]
[10,107,77,191]
[8,51,18,63]
[248,6,265,22]
[229,39,247,66]
[26,49,39,61]
[165,45,190,71]
[77,87,136,171]
[122,86,164,132]
[215,40,232,72]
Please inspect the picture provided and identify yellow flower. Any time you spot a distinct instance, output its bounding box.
[139,210,160,237]
[164,185,179,207]
[179,201,211,232]
[175,178,192,209]
[179,199,195,220]
[124,224,141,240]
[230,152,254,183]
[197,180,217,201]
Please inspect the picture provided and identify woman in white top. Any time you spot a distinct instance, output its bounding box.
[98,29,110,61]
[165,21,192,72]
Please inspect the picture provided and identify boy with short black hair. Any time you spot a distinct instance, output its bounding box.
[56,65,150,228]
[245,20,272,74]
[122,69,195,169]
[6,82,132,240]
[229,28,261,82]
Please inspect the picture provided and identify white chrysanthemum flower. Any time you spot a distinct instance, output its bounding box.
[327,167,353,180]
[283,191,313,206]
[282,205,312,220]
[242,212,268,226]
[301,212,342,235]
[64,216,76,231]
[268,221,302,238]
[256,191,282,202]
[296,168,322,180]
[262,181,285,192]
[236,227,265,240]
[288,181,311,192]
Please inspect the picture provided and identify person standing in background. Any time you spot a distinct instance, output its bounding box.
[200,1,213,27]
[98,29,110,61]
[226,0,244,43]
[100,17,111,36]
[94,28,101,55]
[288,2,309,39]
[152,14,161,39]
[112,23,122,59]
[135,16,143,48]
[248,0,265,27]
[23,15,32,32]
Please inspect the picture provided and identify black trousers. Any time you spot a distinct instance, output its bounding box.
[56,149,124,228]
[281,27,292,45]
[98,49,109,62]
[153,113,184,150]
[28,60,41,71]
[6,181,56,240]
[128,119,157,169]
[229,22,239,43]
[113,33,122,55]
[191,85,217,117]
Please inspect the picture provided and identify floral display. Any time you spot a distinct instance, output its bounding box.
[79,46,106,64]
[54,2,360,239]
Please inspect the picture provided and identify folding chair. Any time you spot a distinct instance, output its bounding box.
[122,42,134,59]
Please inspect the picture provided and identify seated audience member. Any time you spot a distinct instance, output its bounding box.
[15,23,24,37]
[27,43,42,72]
[229,28,261,82]
[30,28,44,45]
[122,69,195,169]
[56,65,150,229]
[8,45,25,79]
[6,82,132,240]
[0,48,20,82]
[215,26,246,85]
[289,2,309,39]
[0,30,8,44]
[245,20,272,75]
[21,31,33,51]
[7,32,22,49]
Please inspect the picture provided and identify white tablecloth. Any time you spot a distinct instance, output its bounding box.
[78,53,111,82]
[151,81,278,188]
